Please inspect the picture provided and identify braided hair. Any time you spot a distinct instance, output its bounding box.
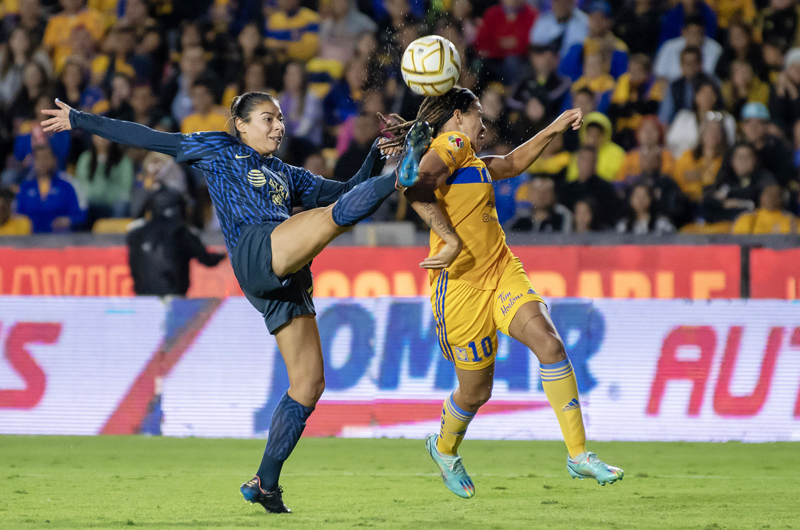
[379,88,478,150]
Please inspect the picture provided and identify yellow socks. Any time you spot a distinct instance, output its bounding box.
[540,358,586,458]
[436,392,475,456]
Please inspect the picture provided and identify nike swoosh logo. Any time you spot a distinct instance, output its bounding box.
[235,154,251,159]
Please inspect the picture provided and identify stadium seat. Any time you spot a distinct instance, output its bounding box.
[678,221,734,234]
[92,217,134,234]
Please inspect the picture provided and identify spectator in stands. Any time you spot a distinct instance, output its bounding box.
[617,117,675,182]
[529,0,588,59]
[265,0,321,63]
[320,0,377,64]
[14,96,71,172]
[762,36,788,85]
[354,30,389,91]
[121,0,162,60]
[508,43,571,123]
[323,58,367,129]
[98,24,152,90]
[452,0,478,47]
[509,176,573,232]
[614,0,663,57]
[0,27,52,109]
[673,118,727,202]
[279,62,324,147]
[527,134,571,185]
[336,89,383,155]
[567,111,625,182]
[504,91,550,145]
[129,151,188,218]
[16,141,85,233]
[474,0,537,84]
[722,60,770,119]
[0,0,47,47]
[54,57,103,113]
[129,82,161,127]
[562,145,622,228]
[703,141,772,222]
[769,47,800,137]
[7,61,50,131]
[43,0,106,72]
[659,0,717,46]
[223,61,269,111]
[658,47,715,125]
[572,197,599,232]
[715,21,766,82]
[567,52,616,114]
[654,16,722,82]
[616,183,676,234]
[666,80,735,159]
[105,73,135,121]
[739,101,796,186]
[74,134,134,226]
[127,188,225,297]
[225,22,269,88]
[333,112,384,182]
[755,0,800,51]
[732,180,797,233]
[161,45,210,126]
[559,1,628,83]
[632,144,692,227]
[377,0,421,64]
[608,54,665,150]
[0,187,32,236]
[180,78,228,134]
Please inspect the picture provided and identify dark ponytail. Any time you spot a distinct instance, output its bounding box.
[230,91,278,138]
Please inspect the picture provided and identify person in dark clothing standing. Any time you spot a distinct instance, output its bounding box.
[127,188,225,296]
[561,145,623,228]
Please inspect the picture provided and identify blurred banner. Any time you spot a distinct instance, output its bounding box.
[749,248,800,300]
[1,297,799,442]
[0,245,742,299]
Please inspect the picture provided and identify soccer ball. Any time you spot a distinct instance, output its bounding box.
[401,35,462,97]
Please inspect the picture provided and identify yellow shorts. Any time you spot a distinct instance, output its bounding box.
[430,256,544,370]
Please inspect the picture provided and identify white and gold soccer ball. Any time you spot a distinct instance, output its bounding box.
[401,35,462,97]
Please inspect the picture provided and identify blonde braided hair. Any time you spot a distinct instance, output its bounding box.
[378,88,478,150]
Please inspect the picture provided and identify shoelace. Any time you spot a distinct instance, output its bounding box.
[447,455,467,476]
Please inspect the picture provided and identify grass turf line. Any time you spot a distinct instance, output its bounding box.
[0,436,797,529]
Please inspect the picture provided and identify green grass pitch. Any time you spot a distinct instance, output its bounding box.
[0,436,797,529]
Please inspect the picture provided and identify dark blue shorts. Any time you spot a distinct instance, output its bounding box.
[231,223,315,334]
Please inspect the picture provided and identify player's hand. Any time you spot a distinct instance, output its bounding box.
[373,137,400,158]
[551,109,583,134]
[40,99,74,133]
[420,241,462,270]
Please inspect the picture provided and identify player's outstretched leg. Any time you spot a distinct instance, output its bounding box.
[508,301,623,486]
[426,364,493,498]
[242,316,325,513]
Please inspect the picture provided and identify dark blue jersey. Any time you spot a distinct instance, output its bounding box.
[70,111,382,255]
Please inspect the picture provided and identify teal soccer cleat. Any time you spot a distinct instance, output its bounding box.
[567,452,624,485]
[425,434,476,499]
[396,121,432,188]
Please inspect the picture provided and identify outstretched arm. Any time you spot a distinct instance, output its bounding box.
[404,149,462,269]
[41,99,182,158]
[482,109,583,181]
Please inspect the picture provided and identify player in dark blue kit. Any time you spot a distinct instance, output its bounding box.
[41,93,434,514]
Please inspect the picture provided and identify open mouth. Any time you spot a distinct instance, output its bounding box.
[269,136,283,142]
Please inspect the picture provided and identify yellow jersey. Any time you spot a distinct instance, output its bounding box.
[0,215,32,236]
[428,131,509,290]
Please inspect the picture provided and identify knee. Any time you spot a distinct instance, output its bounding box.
[534,334,567,365]
[460,385,493,411]
[291,375,326,407]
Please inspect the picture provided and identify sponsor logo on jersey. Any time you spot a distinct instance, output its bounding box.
[247,169,267,187]
[448,135,464,150]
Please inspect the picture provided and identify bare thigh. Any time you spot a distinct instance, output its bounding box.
[274,315,326,408]
[453,363,495,413]
[507,301,566,365]
[270,206,351,278]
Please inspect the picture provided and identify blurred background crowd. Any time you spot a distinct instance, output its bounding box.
[1,0,800,237]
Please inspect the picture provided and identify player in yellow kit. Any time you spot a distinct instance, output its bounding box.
[381,88,623,499]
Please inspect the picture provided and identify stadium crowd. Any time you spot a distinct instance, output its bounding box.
[0,0,800,236]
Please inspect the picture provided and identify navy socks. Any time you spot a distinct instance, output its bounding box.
[331,172,397,227]
[256,392,314,491]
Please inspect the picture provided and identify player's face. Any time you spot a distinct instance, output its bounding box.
[461,100,486,151]
[241,100,285,156]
